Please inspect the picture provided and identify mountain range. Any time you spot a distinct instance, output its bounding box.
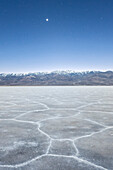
[0,70,113,86]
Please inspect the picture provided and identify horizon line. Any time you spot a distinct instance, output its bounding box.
[0,69,113,74]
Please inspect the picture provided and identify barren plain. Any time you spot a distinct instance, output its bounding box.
[0,86,113,170]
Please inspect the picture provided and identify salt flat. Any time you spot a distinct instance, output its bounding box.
[0,86,113,170]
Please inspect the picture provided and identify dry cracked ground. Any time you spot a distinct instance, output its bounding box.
[0,86,113,170]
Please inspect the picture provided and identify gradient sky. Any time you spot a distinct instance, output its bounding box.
[0,0,113,73]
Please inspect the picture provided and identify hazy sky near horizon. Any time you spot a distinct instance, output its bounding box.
[0,0,113,73]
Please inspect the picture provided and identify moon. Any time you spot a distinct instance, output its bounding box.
[46,18,49,22]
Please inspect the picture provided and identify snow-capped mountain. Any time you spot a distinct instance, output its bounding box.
[0,70,113,85]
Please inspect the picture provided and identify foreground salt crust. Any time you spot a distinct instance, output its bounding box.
[0,86,113,170]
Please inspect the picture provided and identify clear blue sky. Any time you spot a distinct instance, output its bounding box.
[0,0,113,73]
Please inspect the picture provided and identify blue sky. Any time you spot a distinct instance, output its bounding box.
[0,0,113,73]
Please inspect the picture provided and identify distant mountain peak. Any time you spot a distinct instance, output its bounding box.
[0,70,113,86]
